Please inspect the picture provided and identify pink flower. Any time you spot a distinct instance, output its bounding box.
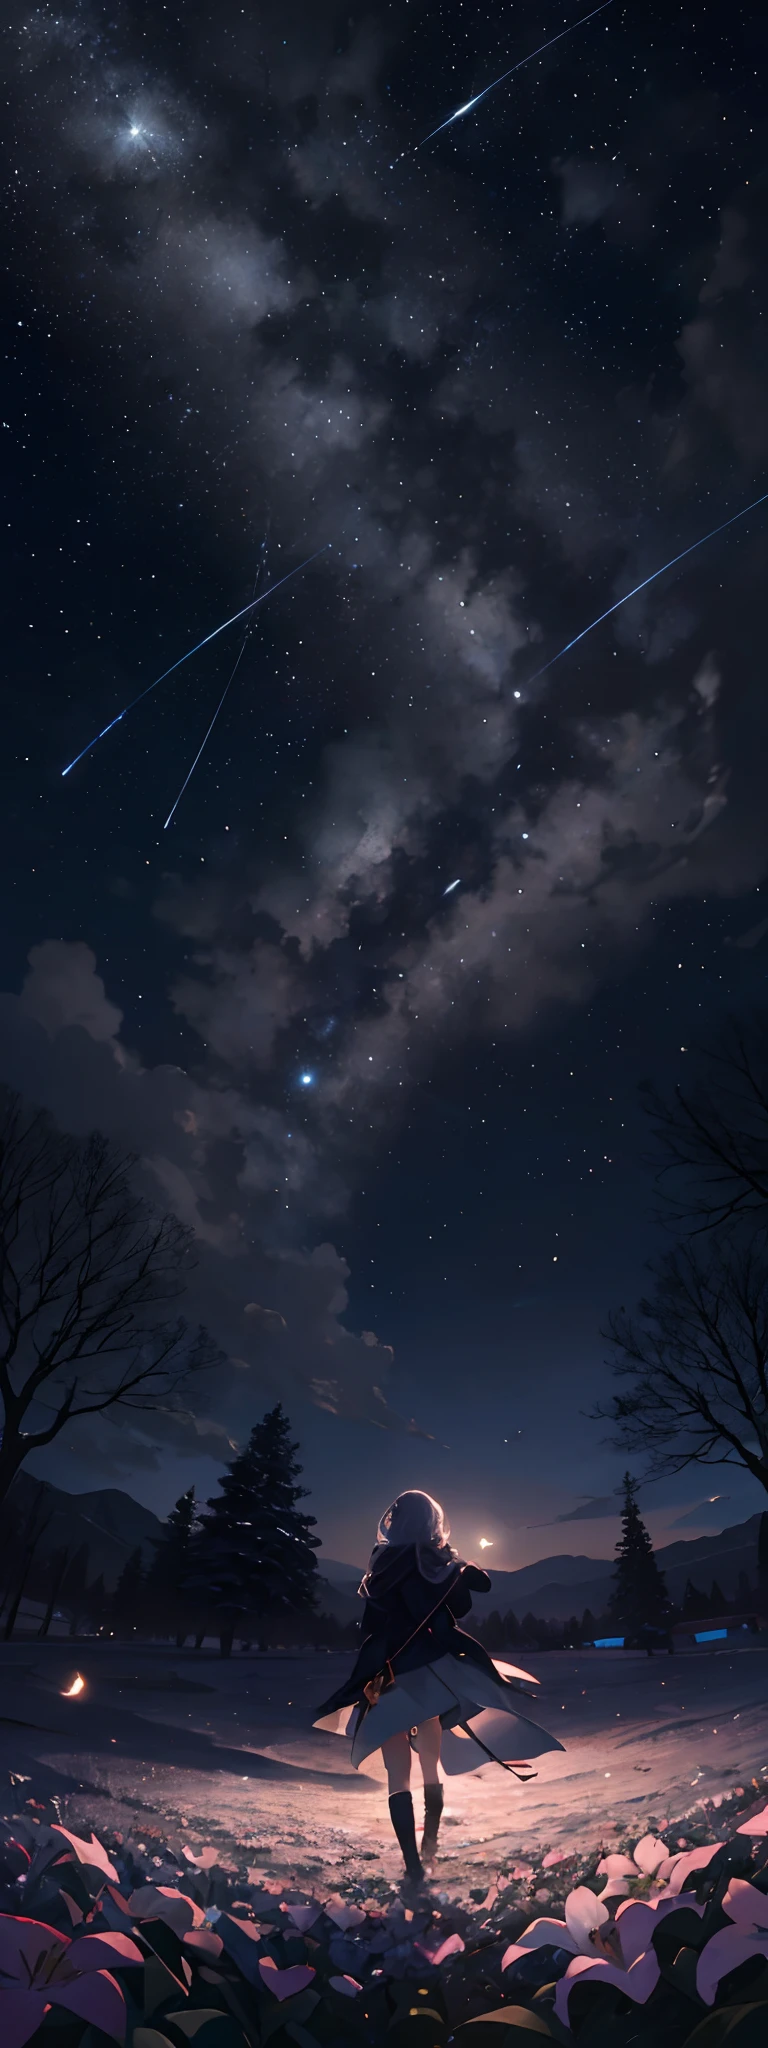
[0,1913,142,2048]
[596,1834,669,1901]
[737,1802,768,1836]
[502,1884,610,1973]
[697,1875,768,2005]
[551,1894,693,2023]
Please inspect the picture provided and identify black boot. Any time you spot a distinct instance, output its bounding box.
[421,1782,444,1863]
[389,1791,424,1883]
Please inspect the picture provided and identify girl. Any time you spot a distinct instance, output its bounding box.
[315,1489,563,1883]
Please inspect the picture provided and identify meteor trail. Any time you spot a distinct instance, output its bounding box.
[164,620,249,831]
[528,489,768,684]
[61,543,331,777]
[416,1,614,149]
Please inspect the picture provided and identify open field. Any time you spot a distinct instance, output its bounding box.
[2,1636,767,1889]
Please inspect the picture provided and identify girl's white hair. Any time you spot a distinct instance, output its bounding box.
[374,1489,450,1550]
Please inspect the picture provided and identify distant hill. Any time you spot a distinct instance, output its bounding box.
[320,1518,764,1624]
[11,1471,166,1588]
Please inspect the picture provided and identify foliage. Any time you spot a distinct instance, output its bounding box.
[3,1777,768,2048]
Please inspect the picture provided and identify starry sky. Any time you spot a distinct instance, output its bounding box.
[2,0,768,1568]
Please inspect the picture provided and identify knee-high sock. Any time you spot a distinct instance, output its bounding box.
[421,1782,444,1861]
[388,1790,423,1880]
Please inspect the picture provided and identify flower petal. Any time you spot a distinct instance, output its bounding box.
[564,1885,609,1951]
[502,1921,578,1971]
[722,1878,768,1931]
[633,1835,668,1875]
[697,1927,768,2005]
[50,1968,126,2041]
[596,1854,637,1878]
[0,1990,50,2048]
[329,1975,362,1997]
[324,1897,366,1931]
[554,1948,659,2024]
[416,1934,465,1966]
[662,1843,723,1894]
[64,1932,143,1972]
[737,1803,768,1836]
[616,1895,704,1967]
[0,1914,70,1979]
[284,1903,324,1933]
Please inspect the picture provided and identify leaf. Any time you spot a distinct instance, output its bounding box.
[458,2009,555,2036]
[0,1988,52,2048]
[129,1888,206,1935]
[133,2033,178,2048]
[684,2005,768,2044]
[283,1902,324,1933]
[324,1895,366,1931]
[554,1949,660,2025]
[697,1930,768,2004]
[67,1930,144,1971]
[259,1957,316,2000]
[182,1930,224,1959]
[386,2016,449,2048]
[49,1966,127,2041]
[50,1827,118,1882]
[328,1974,363,1996]
[162,2012,247,2048]
[416,1933,465,1966]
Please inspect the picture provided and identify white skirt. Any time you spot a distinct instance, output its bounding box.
[314,1652,564,1774]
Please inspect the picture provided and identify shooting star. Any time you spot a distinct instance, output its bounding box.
[164,544,268,829]
[443,878,461,895]
[62,543,331,777]
[528,488,768,684]
[410,1,614,153]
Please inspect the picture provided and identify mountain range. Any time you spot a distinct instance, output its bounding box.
[7,1477,764,1619]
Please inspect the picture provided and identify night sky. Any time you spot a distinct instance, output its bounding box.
[2,0,768,1567]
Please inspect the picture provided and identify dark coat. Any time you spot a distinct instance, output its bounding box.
[316,1545,519,1717]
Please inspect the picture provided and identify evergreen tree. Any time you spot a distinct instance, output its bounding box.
[481,1608,504,1652]
[38,1547,70,1640]
[609,1473,669,1632]
[112,1547,146,1637]
[682,1577,709,1622]
[61,1543,90,1639]
[581,1608,598,1642]
[188,1404,320,1657]
[87,1573,108,1633]
[736,1568,754,1611]
[502,1608,523,1645]
[758,1513,768,1615]
[147,1487,200,1644]
[709,1579,728,1617]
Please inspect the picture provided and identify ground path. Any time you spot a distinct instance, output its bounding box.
[2,1638,767,1894]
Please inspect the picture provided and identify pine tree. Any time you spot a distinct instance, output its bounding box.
[188,1404,320,1657]
[709,1579,728,1617]
[147,1487,200,1644]
[758,1513,768,1616]
[609,1473,669,1633]
[736,1569,754,1611]
[61,1543,90,1639]
[581,1608,598,1643]
[682,1577,709,1622]
[87,1573,108,1633]
[502,1608,523,1645]
[112,1547,146,1637]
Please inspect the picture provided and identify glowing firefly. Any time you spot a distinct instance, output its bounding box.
[416,1,614,149]
[443,878,461,895]
[527,488,768,683]
[61,1673,86,1697]
[478,1537,494,1550]
[62,544,331,778]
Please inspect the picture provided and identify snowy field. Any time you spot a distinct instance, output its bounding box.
[2,1637,767,1890]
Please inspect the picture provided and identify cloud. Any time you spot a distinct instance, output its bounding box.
[0,942,425,1471]
[530,1496,620,1526]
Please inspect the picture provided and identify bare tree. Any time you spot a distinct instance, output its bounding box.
[642,1017,768,1232]
[0,1086,220,1505]
[597,1230,768,1497]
